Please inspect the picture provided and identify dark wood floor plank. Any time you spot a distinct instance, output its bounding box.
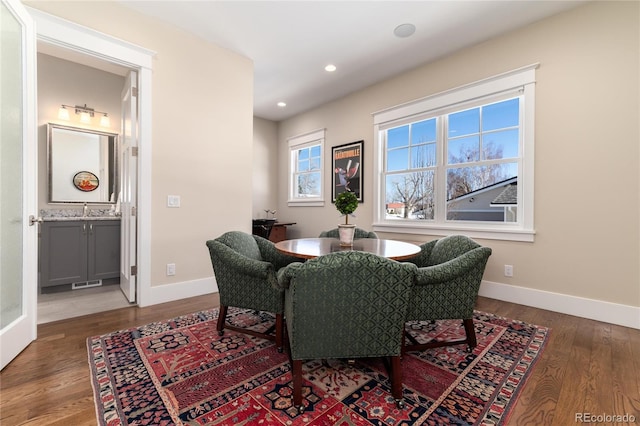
[1,294,638,426]
[610,324,640,419]
[507,315,576,425]
[585,323,613,415]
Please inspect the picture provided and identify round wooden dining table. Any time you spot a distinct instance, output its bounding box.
[274,237,421,261]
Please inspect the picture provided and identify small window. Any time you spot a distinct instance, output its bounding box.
[288,129,325,206]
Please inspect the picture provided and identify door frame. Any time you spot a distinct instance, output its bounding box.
[28,7,156,306]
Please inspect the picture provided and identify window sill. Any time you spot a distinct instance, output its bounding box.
[288,199,325,207]
[372,222,535,242]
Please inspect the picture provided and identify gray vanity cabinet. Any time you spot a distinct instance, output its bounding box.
[40,220,120,288]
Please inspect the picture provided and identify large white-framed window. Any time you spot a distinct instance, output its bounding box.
[287,128,325,207]
[373,64,537,242]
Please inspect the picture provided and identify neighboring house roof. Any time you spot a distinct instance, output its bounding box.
[386,202,405,209]
[448,177,518,203]
[491,183,518,205]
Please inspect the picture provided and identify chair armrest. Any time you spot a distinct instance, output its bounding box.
[415,247,491,285]
[276,262,305,289]
[254,235,302,269]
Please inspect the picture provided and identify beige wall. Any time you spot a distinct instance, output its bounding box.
[27,0,254,288]
[37,53,124,210]
[277,1,640,307]
[253,117,278,219]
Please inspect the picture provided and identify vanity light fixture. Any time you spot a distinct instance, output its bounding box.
[58,103,110,127]
[100,114,110,127]
[57,105,70,120]
[80,111,91,123]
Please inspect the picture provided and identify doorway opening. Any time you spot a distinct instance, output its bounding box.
[36,49,133,323]
[29,7,154,322]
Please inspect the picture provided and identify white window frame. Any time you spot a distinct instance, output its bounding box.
[372,64,538,242]
[287,128,325,207]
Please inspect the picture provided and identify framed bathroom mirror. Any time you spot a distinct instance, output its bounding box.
[48,123,118,204]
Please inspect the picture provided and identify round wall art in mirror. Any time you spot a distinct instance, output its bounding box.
[73,171,99,192]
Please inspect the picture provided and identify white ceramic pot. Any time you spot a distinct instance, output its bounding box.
[337,224,356,246]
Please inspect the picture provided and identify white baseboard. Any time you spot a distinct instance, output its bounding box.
[140,277,218,307]
[479,280,640,330]
[140,277,639,330]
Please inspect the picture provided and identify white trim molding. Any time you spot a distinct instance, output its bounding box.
[145,278,218,307]
[479,280,640,329]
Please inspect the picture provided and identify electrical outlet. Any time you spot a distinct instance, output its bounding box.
[166,263,176,276]
[504,264,513,277]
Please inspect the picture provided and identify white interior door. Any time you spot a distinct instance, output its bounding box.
[119,71,138,302]
[0,0,38,370]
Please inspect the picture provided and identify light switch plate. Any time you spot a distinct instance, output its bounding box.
[167,195,181,207]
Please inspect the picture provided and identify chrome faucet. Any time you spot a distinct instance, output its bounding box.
[83,202,88,217]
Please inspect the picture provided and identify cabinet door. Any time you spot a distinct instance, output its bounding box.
[87,221,121,281]
[40,221,87,287]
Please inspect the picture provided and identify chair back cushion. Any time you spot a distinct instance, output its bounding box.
[216,230,262,261]
[282,251,416,360]
[428,235,480,266]
[318,227,378,239]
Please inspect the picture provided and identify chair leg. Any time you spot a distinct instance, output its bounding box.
[390,355,404,408]
[463,318,477,351]
[401,326,406,355]
[275,313,284,352]
[292,359,304,413]
[217,305,228,336]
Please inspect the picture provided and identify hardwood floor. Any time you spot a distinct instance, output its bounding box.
[1,295,638,425]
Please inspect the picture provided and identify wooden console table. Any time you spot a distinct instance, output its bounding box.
[269,222,296,243]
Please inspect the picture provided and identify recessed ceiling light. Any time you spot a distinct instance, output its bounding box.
[277,101,287,107]
[394,23,416,38]
[324,64,337,72]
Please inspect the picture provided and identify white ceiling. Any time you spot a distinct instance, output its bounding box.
[48,1,586,122]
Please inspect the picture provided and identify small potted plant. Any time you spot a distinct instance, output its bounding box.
[334,191,359,246]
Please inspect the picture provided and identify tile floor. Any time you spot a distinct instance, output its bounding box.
[37,282,133,324]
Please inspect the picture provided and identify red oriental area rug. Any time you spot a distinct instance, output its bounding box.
[87,308,549,425]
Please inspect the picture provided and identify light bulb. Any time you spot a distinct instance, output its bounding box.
[80,111,91,123]
[58,106,70,120]
[100,114,110,127]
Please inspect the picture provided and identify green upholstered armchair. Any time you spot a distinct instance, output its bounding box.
[206,231,299,351]
[405,235,492,353]
[318,227,378,239]
[277,251,417,413]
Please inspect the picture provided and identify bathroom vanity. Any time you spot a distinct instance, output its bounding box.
[39,213,120,289]
[39,123,122,290]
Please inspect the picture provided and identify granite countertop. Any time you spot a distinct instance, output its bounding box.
[40,208,121,221]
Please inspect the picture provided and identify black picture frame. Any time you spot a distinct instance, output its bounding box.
[332,140,363,202]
